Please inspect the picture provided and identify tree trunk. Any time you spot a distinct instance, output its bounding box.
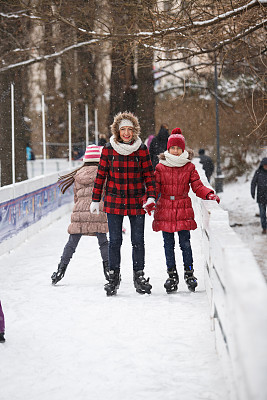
[137,45,155,140]
[108,0,137,127]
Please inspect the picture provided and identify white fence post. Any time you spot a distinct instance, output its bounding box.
[68,101,72,169]
[85,104,89,147]
[11,83,15,185]
[94,108,98,145]
[41,94,47,175]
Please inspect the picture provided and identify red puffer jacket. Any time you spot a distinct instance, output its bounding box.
[152,159,213,233]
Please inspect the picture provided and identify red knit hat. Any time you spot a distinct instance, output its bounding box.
[83,145,103,162]
[167,128,185,151]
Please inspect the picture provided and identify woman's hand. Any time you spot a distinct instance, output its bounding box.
[90,202,100,214]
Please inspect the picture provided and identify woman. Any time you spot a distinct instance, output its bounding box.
[90,111,156,296]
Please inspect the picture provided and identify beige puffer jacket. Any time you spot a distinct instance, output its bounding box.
[68,165,108,235]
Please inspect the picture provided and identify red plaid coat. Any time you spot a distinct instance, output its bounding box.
[92,143,156,215]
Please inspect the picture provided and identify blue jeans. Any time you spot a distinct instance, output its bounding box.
[162,230,193,270]
[107,214,145,270]
[259,203,267,230]
[61,233,109,265]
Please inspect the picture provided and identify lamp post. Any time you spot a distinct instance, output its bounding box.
[214,53,224,193]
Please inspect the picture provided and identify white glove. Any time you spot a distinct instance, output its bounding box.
[90,201,100,215]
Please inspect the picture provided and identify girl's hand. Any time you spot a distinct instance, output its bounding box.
[206,193,220,204]
[143,197,156,215]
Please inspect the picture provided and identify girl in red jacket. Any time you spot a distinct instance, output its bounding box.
[152,128,220,293]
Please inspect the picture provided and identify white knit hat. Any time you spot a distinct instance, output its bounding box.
[118,119,134,129]
[83,145,103,162]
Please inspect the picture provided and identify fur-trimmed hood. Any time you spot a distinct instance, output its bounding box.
[110,111,140,143]
[158,148,194,161]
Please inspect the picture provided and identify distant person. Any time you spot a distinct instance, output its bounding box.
[26,142,35,161]
[152,128,220,293]
[198,149,214,182]
[72,146,84,160]
[149,124,169,169]
[145,134,155,150]
[98,134,107,146]
[251,157,267,234]
[0,301,5,343]
[51,145,109,285]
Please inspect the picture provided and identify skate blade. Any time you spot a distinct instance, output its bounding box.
[136,288,152,295]
[51,273,59,285]
[104,286,117,296]
[106,291,117,296]
[165,287,178,293]
[188,286,196,292]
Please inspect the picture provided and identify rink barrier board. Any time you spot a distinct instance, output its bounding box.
[0,171,73,255]
[194,165,267,400]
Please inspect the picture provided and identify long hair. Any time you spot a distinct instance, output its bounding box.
[58,162,98,194]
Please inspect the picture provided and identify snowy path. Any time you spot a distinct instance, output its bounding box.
[220,176,267,281]
[0,214,228,400]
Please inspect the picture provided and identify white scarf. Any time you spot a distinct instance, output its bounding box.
[110,135,142,155]
[159,150,191,167]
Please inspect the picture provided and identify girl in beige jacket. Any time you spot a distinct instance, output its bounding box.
[51,145,109,285]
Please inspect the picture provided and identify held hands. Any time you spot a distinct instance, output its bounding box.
[206,193,220,204]
[90,201,100,214]
[142,197,156,215]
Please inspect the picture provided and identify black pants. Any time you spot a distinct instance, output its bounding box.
[107,213,145,270]
[61,233,108,265]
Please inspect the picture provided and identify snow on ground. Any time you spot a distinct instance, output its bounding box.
[220,174,267,281]
[0,213,228,400]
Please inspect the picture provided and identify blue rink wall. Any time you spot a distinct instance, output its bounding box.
[0,171,73,255]
[0,182,73,244]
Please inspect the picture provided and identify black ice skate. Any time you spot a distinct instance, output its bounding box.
[0,332,5,343]
[184,266,198,292]
[104,269,121,296]
[51,262,68,285]
[164,267,179,293]
[133,270,152,294]
[102,260,109,281]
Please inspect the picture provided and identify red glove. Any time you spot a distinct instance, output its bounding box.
[206,193,220,204]
[144,202,156,216]
[143,197,156,215]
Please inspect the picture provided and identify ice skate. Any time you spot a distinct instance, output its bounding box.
[0,332,5,343]
[51,262,68,285]
[133,270,152,294]
[104,269,121,296]
[164,267,179,293]
[184,266,198,292]
[102,260,109,281]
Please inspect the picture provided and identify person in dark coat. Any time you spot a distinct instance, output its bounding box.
[198,149,214,182]
[152,128,220,293]
[0,301,5,343]
[98,134,107,146]
[149,124,169,169]
[251,157,267,234]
